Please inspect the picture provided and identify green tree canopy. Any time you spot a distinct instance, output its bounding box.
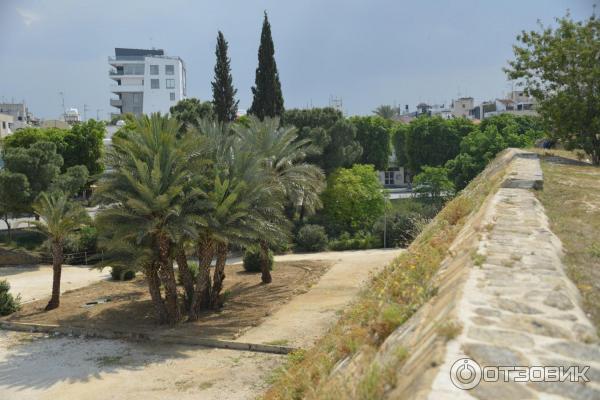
[405,116,472,173]
[212,31,239,123]
[349,116,392,170]
[413,166,454,203]
[505,12,600,164]
[391,123,409,167]
[3,121,104,175]
[321,164,385,234]
[170,98,214,133]
[0,171,30,240]
[323,119,362,172]
[248,12,284,119]
[3,141,63,201]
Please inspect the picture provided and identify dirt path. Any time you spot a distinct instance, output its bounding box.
[239,249,403,347]
[0,265,110,303]
[0,249,402,400]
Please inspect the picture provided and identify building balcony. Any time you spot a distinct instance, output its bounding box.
[110,84,143,93]
[109,69,144,77]
[110,98,122,107]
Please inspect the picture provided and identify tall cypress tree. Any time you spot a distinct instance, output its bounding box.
[248,11,284,119]
[212,31,238,122]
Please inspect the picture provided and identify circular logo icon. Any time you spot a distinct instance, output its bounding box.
[450,358,482,390]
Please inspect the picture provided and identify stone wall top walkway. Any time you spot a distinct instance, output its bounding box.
[428,152,599,399]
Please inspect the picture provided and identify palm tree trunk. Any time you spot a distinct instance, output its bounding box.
[175,245,194,310]
[210,243,228,309]
[259,240,272,284]
[145,263,168,324]
[45,241,63,311]
[189,237,214,321]
[157,235,180,325]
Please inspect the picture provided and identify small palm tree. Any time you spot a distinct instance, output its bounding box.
[234,117,325,283]
[95,113,207,324]
[31,191,87,311]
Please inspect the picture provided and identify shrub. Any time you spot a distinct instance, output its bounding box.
[0,279,21,316]
[373,211,428,248]
[110,265,135,281]
[329,231,380,251]
[243,248,274,272]
[295,224,328,252]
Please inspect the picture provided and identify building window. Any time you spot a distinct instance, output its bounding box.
[166,79,175,89]
[1,121,5,129]
[150,65,159,75]
[151,79,160,89]
[165,65,174,75]
[384,171,395,185]
[170,92,175,101]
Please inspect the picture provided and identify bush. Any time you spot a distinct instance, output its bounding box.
[0,279,21,316]
[243,248,274,272]
[329,231,380,251]
[110,265,135,281]
[373,211,428,248]
[295,224,328,252]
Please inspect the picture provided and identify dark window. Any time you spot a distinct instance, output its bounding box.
[165,65,174,75]
[151,79,159,89]
[150,65,159,75]
[170,92,175,101]
[166,79,175,89]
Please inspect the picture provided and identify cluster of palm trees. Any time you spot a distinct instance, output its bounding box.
[92,114,324,324]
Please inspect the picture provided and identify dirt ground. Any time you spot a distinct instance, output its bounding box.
[536,152,600,331]
[0,249,402,400]
[3,260,330,340]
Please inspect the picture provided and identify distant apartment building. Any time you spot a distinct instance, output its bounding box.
[0,101,39,129]
[0,113,14,138]
[451,97,474,118]
[109,48,186,119]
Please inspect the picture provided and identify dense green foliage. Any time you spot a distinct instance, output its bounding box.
[321,164,385,234]
[413,166,455,203]
[3,120,105,175]
[391,123,409,167]
[295,224,328,252]
[212,31,239,123]
[248,12,284,119]
[505,12,600,164]
[404,116,473,173]
[445,115,544,189]
[0,279,21,316]
[0,171,30,240]
[169,98,214,133]
[243,247,274,272]
[349,116,392,170]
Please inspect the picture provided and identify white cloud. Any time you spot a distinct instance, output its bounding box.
[16,7,41,27]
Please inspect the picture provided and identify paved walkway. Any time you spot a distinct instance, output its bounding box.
[429,154,600,399]
[238,249,403,347]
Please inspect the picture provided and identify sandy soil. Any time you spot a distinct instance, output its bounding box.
[4,260,330,340]
[0,249,403,400]
[0,265,111,303]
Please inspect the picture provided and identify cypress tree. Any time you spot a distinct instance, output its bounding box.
[211,31,238,122]
[248,11,284,119]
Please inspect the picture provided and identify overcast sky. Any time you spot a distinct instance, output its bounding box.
[0,0,595,120]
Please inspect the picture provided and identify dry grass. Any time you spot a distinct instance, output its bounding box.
[536,153,600,332]
[263,150,512,400]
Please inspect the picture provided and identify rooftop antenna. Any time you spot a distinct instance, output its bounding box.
[83,104,90,121]
[59,91,66,119]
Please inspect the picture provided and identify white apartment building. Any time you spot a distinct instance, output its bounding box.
[109,48,186,119]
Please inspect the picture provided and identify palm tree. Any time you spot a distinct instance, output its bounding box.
[373,105,399,120]
[94,113,207,325]
[234,117,325,283]
[31,191,87,311]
